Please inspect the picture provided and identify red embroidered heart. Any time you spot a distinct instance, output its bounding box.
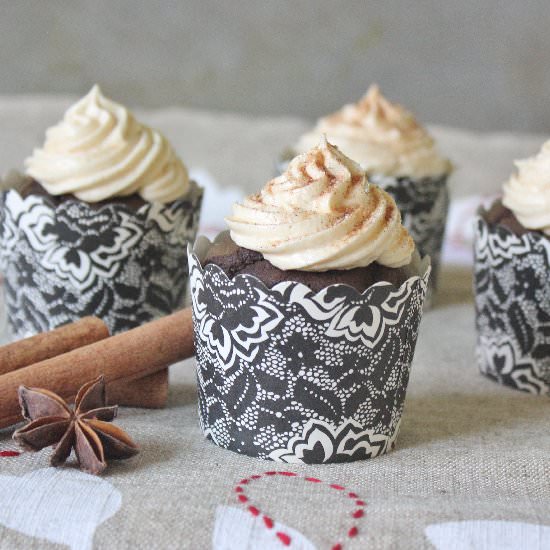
[233,471,365,549]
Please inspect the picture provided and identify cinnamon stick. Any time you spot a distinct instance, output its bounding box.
[0,317,109,376]
[0,307,195,428]
[0,317,168,410]
[109,368,169,408]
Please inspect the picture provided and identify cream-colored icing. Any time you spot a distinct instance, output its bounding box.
[294,85,451,179]
[227,137,414,271]
[25,85,190,203]
[502,140,550,234]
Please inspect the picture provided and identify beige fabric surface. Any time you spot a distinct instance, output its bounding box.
[0,98,549,550]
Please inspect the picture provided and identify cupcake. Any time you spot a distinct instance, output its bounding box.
[283,85,451,296]
[474,141,550,395]
[0,85,203,337]
[189,138,430,463]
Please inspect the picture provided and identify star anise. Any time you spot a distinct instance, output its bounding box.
[13,375,139,475]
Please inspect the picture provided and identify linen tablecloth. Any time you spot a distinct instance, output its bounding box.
[0,97,549,550]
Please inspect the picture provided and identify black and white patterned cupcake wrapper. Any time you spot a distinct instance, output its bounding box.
[368,173,449,297]
[0,174,203,338]
[188,233,431,463]
[276,153,449,300]
[474,214,550,395]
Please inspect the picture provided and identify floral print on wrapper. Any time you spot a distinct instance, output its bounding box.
[189,236,430,463]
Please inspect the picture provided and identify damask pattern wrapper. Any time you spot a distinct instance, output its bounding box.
[189,235,430,464]
[0,180,202,337]
[474,215,550,395]
[369,174,449,296]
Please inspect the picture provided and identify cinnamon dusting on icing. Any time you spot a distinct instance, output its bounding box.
[227,137,414,271]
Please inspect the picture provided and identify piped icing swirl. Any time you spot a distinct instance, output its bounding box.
[502,140,550,235]
[25,85,190,203]
[226,137,414,272]
[294,85,451,179]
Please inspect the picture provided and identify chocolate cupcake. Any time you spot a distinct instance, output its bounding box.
[474,141,550,395]
[0,85,202,337]
[189,138,430,463]
[282,85,451,297]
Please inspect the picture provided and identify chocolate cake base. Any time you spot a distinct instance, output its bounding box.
[204,233,408,293]
[20,179,147,211]
[484,199,538,237]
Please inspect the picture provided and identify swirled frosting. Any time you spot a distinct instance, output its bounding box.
[294,85,451,179]
[226,137,414,271]
[25,85,190,203]
[502,140,550,235]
